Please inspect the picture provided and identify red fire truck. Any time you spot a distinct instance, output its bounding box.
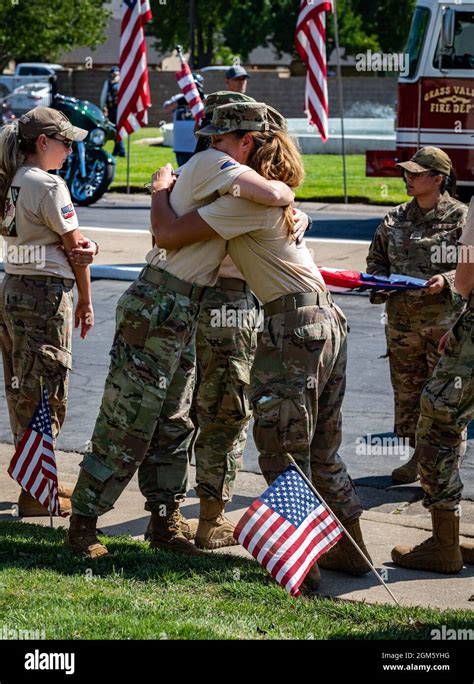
[366,0,474,201]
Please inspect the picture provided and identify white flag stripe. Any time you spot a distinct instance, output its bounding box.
[284,526,342,592]
[11,431,38,480]
[247,511,283,556]
[19,440,43,487]
[255,518,293,563]
[266,505,326,573]
[29,471,45,498]
[237,504,269,545]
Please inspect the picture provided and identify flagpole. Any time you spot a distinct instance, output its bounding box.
[285,454,401,607]
[332,1,348,204]
[126,136,131,194]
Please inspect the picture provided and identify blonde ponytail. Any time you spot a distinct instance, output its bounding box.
[0,123,24,219]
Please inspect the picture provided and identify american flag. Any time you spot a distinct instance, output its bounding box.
[117,0,153,141]
[295,0,333,142]
[8,387,66,517]
[234,465,343,596]
[176,62,204,123]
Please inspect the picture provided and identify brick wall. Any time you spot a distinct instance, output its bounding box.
[56,70,398,126]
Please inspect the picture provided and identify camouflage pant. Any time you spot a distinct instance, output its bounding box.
[250,297,362,523]
[191,279,259,501]
[387,323,451,448]
[0,274,73,446]
[71,271,200,517]
[415,307,474,511]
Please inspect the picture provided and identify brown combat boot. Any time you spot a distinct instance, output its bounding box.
[317,518,372,576]
[391,453,419,484]
[64,514,108,559]
[148,504,204,556]
[391,509,463,574]
[144,510,198,541]
[300,562,321,595]
[195,498,239,550]
[460,541,474,565]
[18,489,72,517]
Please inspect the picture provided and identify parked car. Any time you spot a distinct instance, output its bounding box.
[1,82,51,119]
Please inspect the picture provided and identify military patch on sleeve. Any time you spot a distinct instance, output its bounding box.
[220,160,237,170]
[1,186,20,237]
[61,203,75,220]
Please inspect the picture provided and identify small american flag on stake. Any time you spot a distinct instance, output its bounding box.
[234,465,343,596]
[175,57,204,124]
[8,387,66,517]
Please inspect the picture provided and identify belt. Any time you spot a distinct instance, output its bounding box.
[8,273,75,287]
[140,265,207,302]
[215,277,247,292]
[264,290,333,318]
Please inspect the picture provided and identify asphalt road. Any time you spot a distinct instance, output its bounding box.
[0,279,471,501]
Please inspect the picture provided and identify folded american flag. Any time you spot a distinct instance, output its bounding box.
[319,267,427,293]
[234,465,343,596]
[176,62,204,123]
[8,387,66,517]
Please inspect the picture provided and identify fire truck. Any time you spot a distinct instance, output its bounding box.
[366,0,474,201]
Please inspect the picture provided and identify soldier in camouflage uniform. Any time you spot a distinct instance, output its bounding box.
[392,196,474,573]
[366,148,467,483]
[66,102,296,559]
[0,107,96,517]
[153,101,373,590]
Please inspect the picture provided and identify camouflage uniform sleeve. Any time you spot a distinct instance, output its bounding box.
[366,215,391,304]
[441,203,468,295]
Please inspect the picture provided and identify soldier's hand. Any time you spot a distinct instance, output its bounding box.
[75,300,94,339]
[152,164,176,193]
[292,208,310,244]
[424,274,445,295]
[68,238,97,266]
[438,331,451,354]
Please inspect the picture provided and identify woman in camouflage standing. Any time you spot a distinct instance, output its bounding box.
[366,147,467,484]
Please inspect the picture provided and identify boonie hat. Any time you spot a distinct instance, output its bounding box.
[197,102,269,136]
[266,105,288,133]
[203,91,256,117]
[396,147,452,176]
[225,65,250,80]
[18,107,88,142]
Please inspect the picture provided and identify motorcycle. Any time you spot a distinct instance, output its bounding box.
[53,94,116,206]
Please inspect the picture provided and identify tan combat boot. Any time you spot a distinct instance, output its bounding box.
[148,504,204,556]
[195,498,239,550]
[300,562,321,595]
[18,489,72,517]
[144,510,198,541]
[317,518,372,576]
[460,541,474,565]
[391,509,463,574]
[64,514,108,559]
[391,453,419,484]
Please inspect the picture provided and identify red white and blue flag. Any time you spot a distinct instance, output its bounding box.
[176,62,204,123]
[8,387,66,517]
[319,267,428,294]
[117,0,153,141]
[234,465,343,596]
[295,0,334,142]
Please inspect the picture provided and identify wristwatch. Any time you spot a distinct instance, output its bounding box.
[91,240,99,256]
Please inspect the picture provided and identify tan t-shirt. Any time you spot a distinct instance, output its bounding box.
[460,197,474,246]
[198,195,326,303]
[146,148,251,286]
[1,166,77,278]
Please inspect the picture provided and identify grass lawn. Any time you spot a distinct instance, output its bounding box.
[107,128,407,206]
[0,521,472,641]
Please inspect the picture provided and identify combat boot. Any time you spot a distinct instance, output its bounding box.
[300,562,321,595]
[148,504,204,556]
[18,489,72,517]
[64,514,108,559]
[391,509,463,574]
[391,453,419,484]
[144,510,198,541]
[195,498,239,550]
[317,518,372,576]
[460,541,474,565]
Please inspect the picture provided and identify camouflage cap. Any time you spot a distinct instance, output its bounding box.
[203,91,256,116]
[266,105,288,133]
[396,146,452,175]
[18,106,88,142]
[197,102,270,137]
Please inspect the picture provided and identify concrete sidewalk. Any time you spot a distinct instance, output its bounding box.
[1,445,473,612]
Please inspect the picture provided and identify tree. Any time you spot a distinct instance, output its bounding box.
[0,0,110,73]
[352,0,417,53]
